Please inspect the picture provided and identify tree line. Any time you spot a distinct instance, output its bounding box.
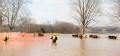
[9,21,79,33]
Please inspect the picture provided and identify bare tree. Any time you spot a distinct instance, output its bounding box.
[2,0,30,31]
[103,0,120,27]
[71,0,98,38]
[0,0,3,31]
[116,0,120,14]
[112,0,120,20]
[0,13,2,32]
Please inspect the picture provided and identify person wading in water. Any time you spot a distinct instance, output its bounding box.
[4,36,9,41]
[50,34,58,43]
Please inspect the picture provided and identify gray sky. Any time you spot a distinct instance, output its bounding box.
[29,0,116,27]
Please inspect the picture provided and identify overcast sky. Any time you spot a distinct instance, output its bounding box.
[29,0,116,27]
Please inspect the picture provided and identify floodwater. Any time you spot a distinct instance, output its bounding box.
[0,34,120,56]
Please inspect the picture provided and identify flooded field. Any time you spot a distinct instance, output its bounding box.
[0,34,120,56]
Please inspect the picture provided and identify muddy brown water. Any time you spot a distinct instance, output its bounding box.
[0,34,120,56]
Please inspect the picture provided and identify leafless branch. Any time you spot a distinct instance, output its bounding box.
[71,0,98,36]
